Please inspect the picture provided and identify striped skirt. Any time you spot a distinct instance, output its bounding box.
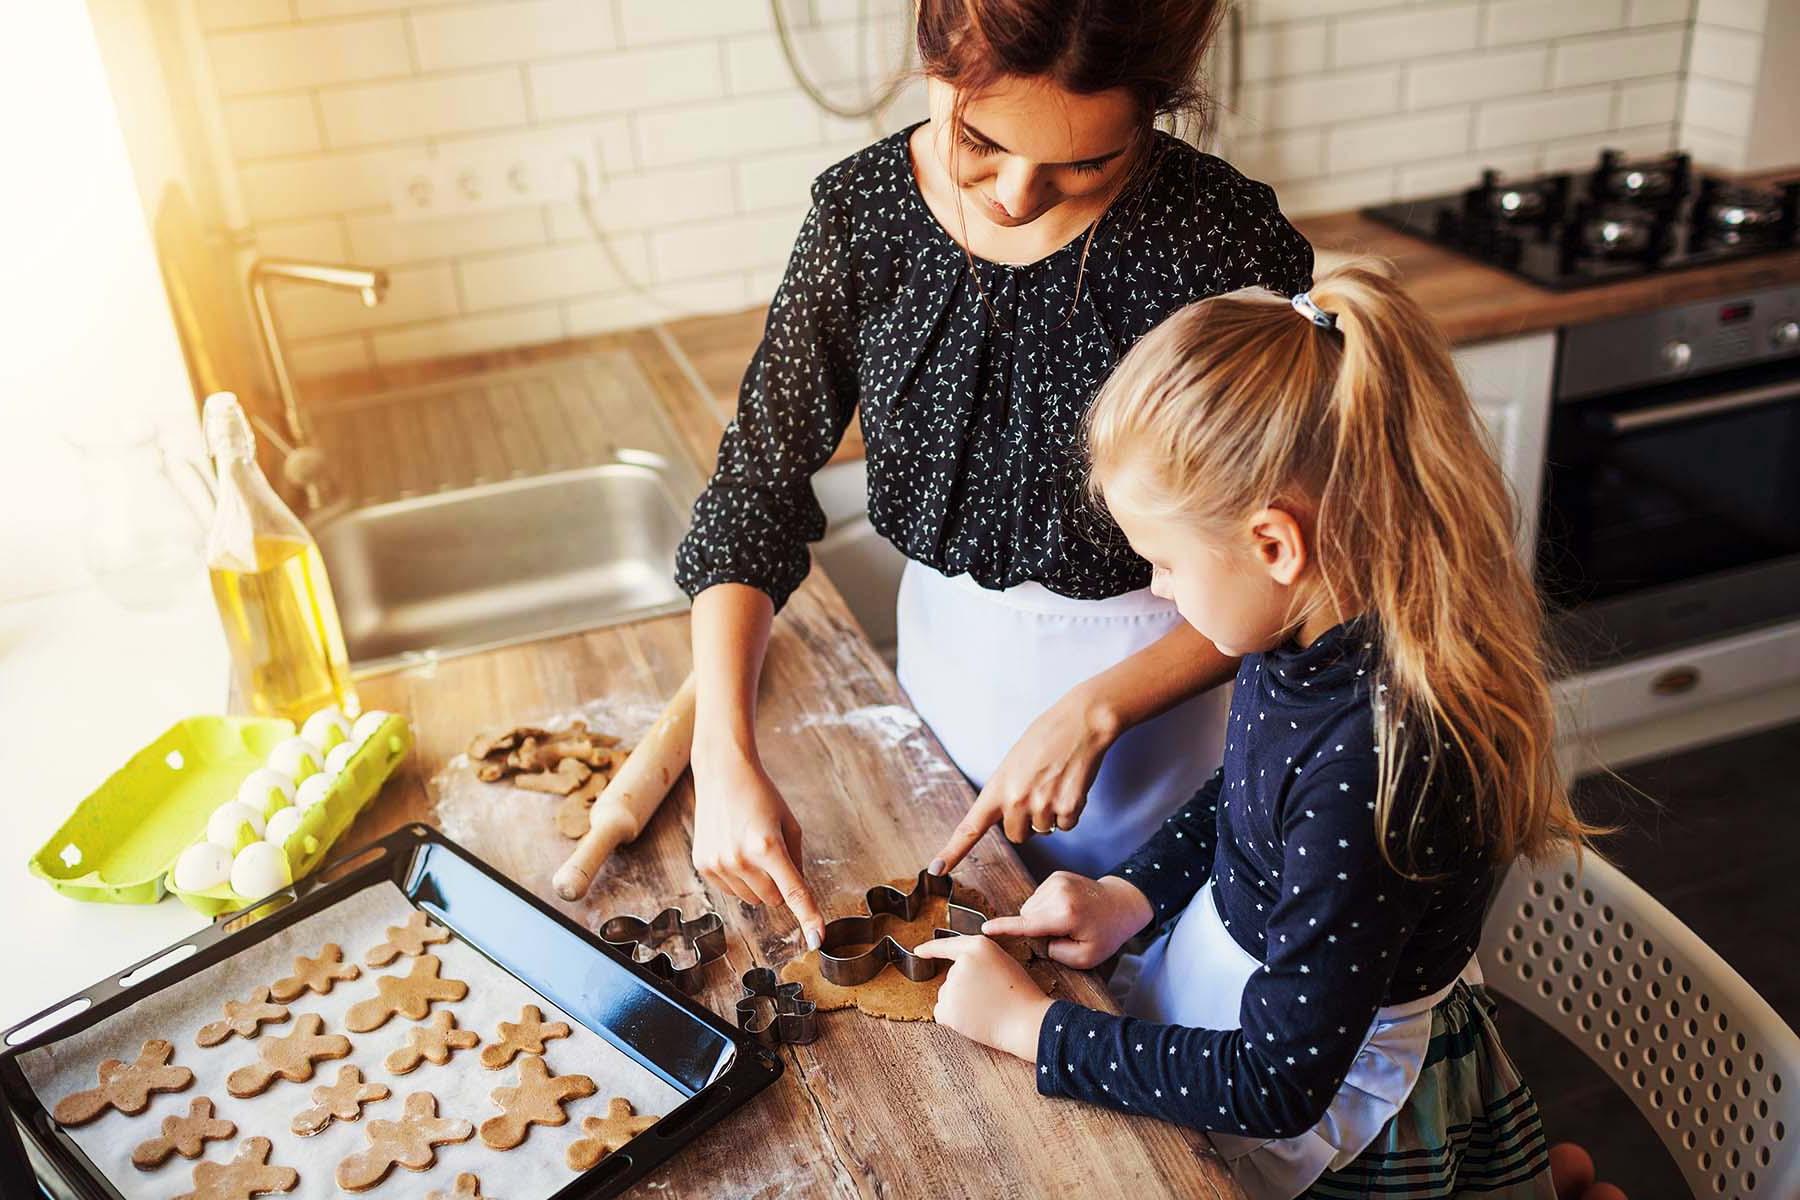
[1300,983,1554,1199]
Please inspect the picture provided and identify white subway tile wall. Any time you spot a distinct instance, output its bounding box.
[1222,0,1699,224]
[1677,0,1768,167]
[200,0,1709,377]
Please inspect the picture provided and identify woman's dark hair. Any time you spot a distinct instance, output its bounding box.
[915,0,1226,126]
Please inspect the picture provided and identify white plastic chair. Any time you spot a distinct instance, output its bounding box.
[1480,850,1800,1198]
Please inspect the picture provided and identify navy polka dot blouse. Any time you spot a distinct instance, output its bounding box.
[1037,620,1497,1138]
[674,123,1314,610]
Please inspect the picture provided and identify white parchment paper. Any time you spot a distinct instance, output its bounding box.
[19,882,685,1199]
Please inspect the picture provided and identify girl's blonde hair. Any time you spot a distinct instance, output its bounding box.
[1086,262,1593,870]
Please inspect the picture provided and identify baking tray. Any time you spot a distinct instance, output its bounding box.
[0,824,781,1199]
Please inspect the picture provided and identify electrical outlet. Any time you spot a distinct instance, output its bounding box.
[392,134,597,219]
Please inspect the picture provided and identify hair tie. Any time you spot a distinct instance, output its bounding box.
[1291,291,1337,330]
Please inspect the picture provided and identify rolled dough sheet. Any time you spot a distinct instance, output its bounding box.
[779,879,1046,1022]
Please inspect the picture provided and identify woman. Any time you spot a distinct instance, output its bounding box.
[676,0,1312,945]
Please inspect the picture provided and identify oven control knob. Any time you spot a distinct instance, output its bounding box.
[1773,319,1800,351]
[1660,339,1693,373]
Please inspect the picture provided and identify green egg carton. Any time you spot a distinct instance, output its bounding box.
[26,714,411,914]
[166,714,412,917]
[27,716,295,905]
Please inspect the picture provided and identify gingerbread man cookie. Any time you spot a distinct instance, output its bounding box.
[291,1065,390,1136]
[426,1174,490,1200]
[565,1098,659,1170]
[334,1091,474,1192]
[172,1136,297,1200]
[225,1013,351,1098]
[364,910,451,967]
[196,988,290,1047]
[130,1097,236,1170]
[479,1004,571,1070]
[479,1054,597,1149]
[384,1010,480,1075]
[345,955,468,1033]
[268,943,360,1002]
[53,1038,193,1125]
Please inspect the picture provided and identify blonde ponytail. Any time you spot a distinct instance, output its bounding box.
[1086,262,1596,870]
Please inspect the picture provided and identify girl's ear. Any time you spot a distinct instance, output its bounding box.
[1247,506,1308,587]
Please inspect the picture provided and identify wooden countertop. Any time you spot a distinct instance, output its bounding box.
[334,329,1238,1197]
[1294,210,1800,345]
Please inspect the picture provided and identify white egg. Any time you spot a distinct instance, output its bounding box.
[267,737,321,781]
[173,841,232,892]
[264,806,305,847]
[230,841,292,898]
[324,742,357,774]
[295,772,335,811]
[206,801,266,848]
[301,707,352,752]
[236,767,296,818]
[350,710,392,747]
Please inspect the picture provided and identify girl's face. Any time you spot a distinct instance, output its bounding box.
[925,74,1141,228]
[1100,463,1314,657]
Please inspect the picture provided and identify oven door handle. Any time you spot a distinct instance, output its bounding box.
[1608,378,1800,433]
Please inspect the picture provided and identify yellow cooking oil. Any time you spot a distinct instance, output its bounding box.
[209,535,357,723]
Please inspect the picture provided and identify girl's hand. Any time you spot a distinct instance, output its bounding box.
[930,689,1121,874]
[691,752,824,948]
[981,872,1154,968]
[909,935,1052,1061]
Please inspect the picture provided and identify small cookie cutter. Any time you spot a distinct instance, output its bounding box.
[597,907,725,994]
[816,869,985,986]
[734,968,817,1047]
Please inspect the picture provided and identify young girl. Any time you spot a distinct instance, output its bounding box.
[915,264,1591,1199]
[677,0,1312,944]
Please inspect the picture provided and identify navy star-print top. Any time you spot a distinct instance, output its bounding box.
[674,123,1313,610]
[1037,620,1497,1138]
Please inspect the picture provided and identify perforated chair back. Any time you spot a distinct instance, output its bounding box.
[1480,850,1800,1198]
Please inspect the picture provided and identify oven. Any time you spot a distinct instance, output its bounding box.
[1538,282,1800,672]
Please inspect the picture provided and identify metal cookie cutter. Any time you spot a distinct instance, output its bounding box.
[597,907,726,994]
[735,967,818,1047]
[816,869,985,986]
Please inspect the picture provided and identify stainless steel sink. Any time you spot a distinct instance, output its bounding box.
[307,353,703,670]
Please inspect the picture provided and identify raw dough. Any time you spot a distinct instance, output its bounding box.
[477,1054,595,1149]
[269,943,360,1002]
[778,878,1039,1022]
[290,1064,389,1137]
[224,1013,351,1098]
[565,1097,658,1170]
[195,988,290,1047]
[128,1096,235,1169]
[363,910,451,967]
[344,955,468,1033]
[171,1136,297,1200]
[384,1010,480,1075]
[334,1090,473,1192]
[479,1004,570,1070]
[52,1038,193,1125]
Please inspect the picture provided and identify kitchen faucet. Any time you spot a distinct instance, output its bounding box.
[247,259,388,512]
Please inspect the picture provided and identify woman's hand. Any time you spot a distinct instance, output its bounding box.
[930,689,1121,874]
[691,751,824,948]
[981,872,1153,969]
[909,935,1052,1061]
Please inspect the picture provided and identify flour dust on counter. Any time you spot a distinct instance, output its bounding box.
[431,696,668,905]
[18,882,681,1199]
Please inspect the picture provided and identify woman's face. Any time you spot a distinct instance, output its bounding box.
[926,74,1141,228]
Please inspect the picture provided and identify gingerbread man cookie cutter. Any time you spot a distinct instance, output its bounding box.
[596,907,725,994]
[735,967,817,1047]
[815,869,986,986]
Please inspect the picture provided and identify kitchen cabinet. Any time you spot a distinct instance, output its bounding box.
[1454,330,1556,558]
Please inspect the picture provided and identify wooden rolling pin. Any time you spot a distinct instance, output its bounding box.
[553,674,697,901]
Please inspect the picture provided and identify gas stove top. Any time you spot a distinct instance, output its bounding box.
[1363,149,1800,291]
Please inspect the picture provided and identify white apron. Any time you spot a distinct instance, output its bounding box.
[1115,880,1482,1200]
[895,560,1230,879]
